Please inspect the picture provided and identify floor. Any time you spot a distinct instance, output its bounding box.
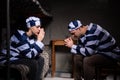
[0,70,120,80]
[44,72,74,80]
[44,76,120,80]
[44,77,74,80]
[44,72,120,80]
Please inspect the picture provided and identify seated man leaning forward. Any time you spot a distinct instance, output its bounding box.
[64,20,120,80]
[0,16,48,80]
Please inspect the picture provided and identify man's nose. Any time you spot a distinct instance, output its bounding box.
[38,27,41,30]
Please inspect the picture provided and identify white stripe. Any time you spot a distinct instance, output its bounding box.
[29,39,35,44]
[26,52,32,58]
[88,23,93,30]
[1,49,7,54]
[10,57,18,61]
[99,38,115,49]
[80,48,86,56]
[11,35,20,43]
[86,47,95,55]
[35,20,40,26]
[27,23,31,28]
[94,26,102,35]
[71,48,77,54]
[18,44,30,51]
[18,30,25,35]
[10,46,20,53]
[101,30,110,41]
[86,40,98,46]
[10,51,19,57]
[69,22,75,29]
[81,37,86,43]
[36,41,44,50]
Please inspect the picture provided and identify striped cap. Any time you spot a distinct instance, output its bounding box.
[68,20,82,31]
[26,16,41,28]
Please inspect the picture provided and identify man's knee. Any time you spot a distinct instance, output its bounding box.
[84,57,94,67]
[74,55,83,65]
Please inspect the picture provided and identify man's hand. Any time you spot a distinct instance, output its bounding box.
[64,37,74,48]
[37,28,45,41]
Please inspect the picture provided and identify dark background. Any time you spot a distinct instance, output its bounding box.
[0,0,120,45]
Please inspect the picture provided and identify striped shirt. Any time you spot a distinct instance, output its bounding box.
[71,23,120,61]
[0,30,44,64]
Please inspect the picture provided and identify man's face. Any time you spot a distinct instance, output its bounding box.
[70,27,83,38]
[30,25,41,36]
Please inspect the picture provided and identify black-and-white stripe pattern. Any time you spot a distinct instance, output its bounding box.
[0,30,44,63]
[72,23,120,61]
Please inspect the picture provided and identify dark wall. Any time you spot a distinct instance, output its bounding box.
[49,0,120,45]
[108,0,120,45]
[0,0,120,45]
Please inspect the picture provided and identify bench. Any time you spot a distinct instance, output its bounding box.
[95,62,120,80]
[0,64,29,80]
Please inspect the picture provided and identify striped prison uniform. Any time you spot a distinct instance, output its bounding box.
[71,23,120,62]
[0,29,44,63]
[0,29,45,80]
